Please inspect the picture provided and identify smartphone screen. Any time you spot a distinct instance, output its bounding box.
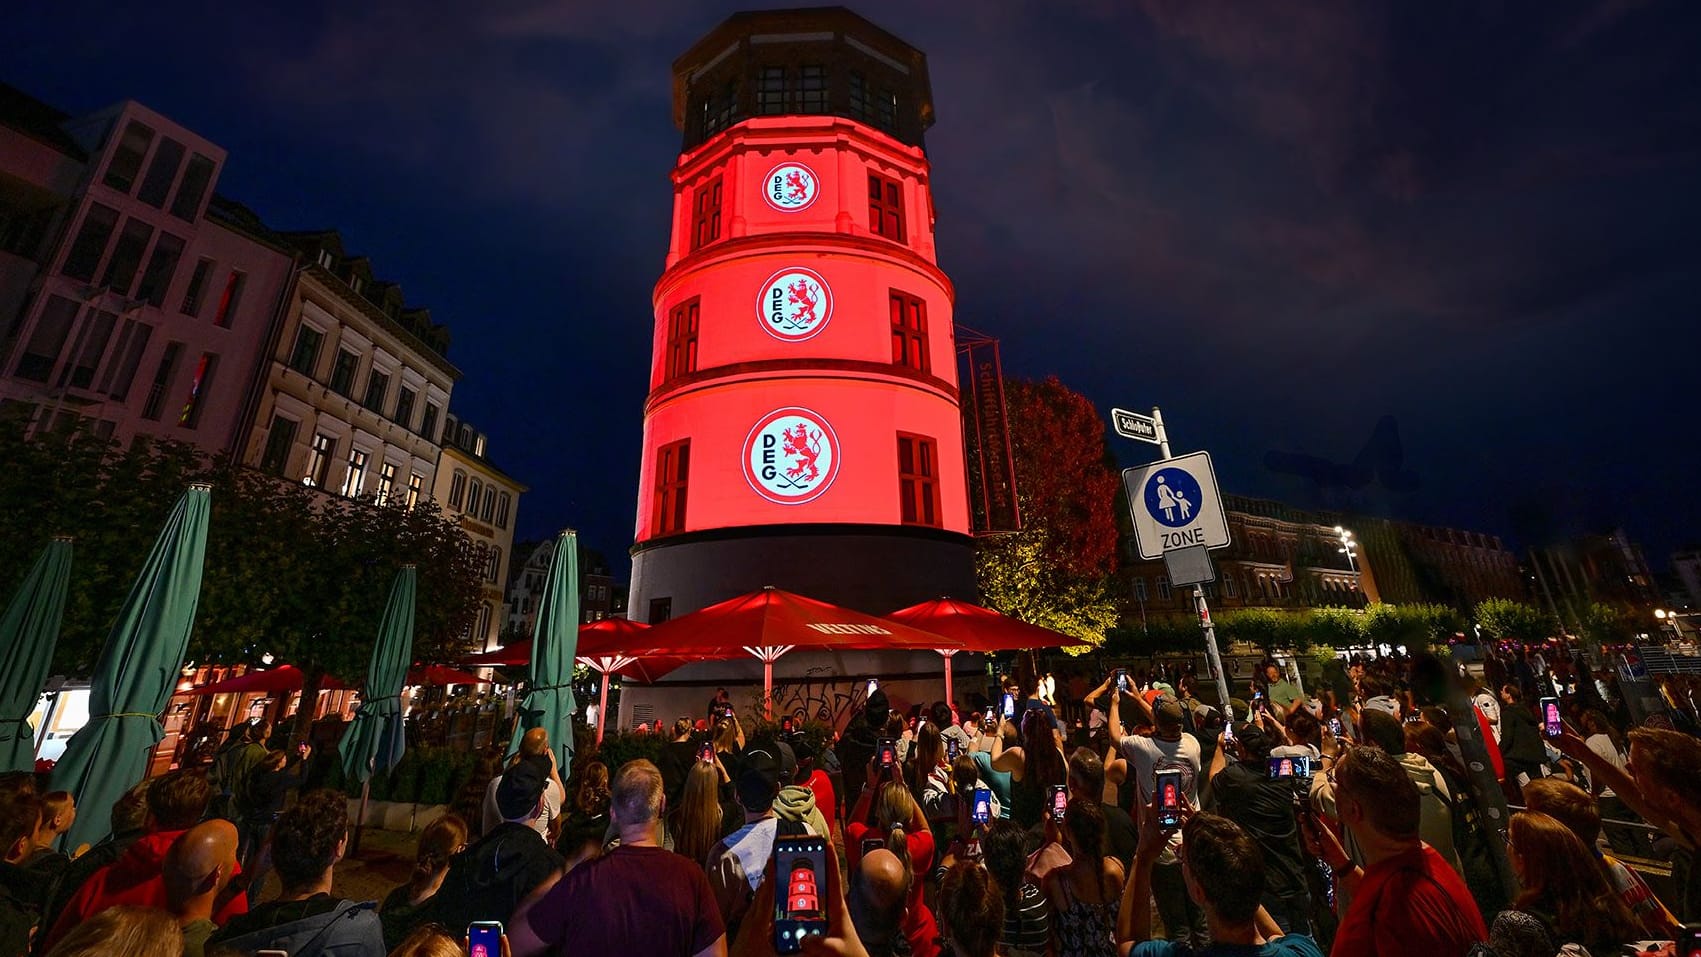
[860,836,884,856]
[1539,697,1561,738]
[1268,757,1295,780]
[698,742,714,763]
[1222,719,1236,744]
[1000,693,1015,720]
[774,835,830,954]
[877,738,897,770]
[468,921,502,957]
[782,717,794,733]
[1048,784,1068,824]
[1114,668,1129,694]
[1328,716,1343,738]
[945,736,959,760]
[971,787,992,824]
[1155,769,1183,828]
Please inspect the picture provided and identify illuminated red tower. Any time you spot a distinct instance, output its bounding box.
[630,7,974,622]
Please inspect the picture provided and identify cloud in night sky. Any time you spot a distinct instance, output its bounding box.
[5,0,1698,570]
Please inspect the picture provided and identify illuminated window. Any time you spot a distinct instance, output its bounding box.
[212,270,245,327]
[287,325,323,377]
[889,291,928,373]
[177,352,217,428]
[798,65,827,112]
[135,233,185,307]
[140,342,183,421]
[376,462,398,504]
[61,204,119,281]
[103,121,154,193]
[665,298,700,380]
[756,66,787,115]
[259,415,297,475]
[897,433,940,527]
[868,172,904,242]
[101,218,154,296]
[653,439,690,536]
[329,349,359,397]
[449,469,467,509]
[406,473,424,508]
[304,433,336,487]
[340,448,368,497]
[1156,576,1172,600]
[691,176,723,251]
[180,258,213,315]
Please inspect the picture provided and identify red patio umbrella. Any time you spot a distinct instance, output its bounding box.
[574,619,663,744]
[406,665,489,687]
[188,666,347,695]
[624,587,957,717]
[887,598,1084,709]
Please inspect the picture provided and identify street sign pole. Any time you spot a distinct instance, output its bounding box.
[1123,406,1233,713]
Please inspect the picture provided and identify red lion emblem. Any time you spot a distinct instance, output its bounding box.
[784,170,811,202]
[786,280,820,327]
[782,424,823,482]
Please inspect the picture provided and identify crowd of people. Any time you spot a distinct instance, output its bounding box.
[0,645,1697,957]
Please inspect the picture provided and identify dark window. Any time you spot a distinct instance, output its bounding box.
[178,352,217,428]
[869,172,904,242]
[653,439,690,536]
[874,87,898,133]
[212,270,245,327]
[798,65,828,112]
[261,416,298,475]
[849,73,870,123]
[691,176,723,251]
[329,349,359,397]
[362,369,389,413]
[897,433,940,527]
[102,121,154,193]
[140,341,183,421]
[60,308,116,391]
[496,492,511,529]
[136,137,185,209]
[99,319,151,400]
[135,233,185,307]
[101,218,154,296]
[421,402,440,442]
[448,470,467,508]
[394,386,416,429]
[889,291,929,373]
[700,82,738,138]
[0,205,52,260]
[665,298,700,380]
[61,204,119,281]
[481,486,496,522]
[649,597,673,624]
[287,325,323,376]
[180,258,213,315]
[756,66,787,115]
[170,154,215,221]
[15,295,79,382]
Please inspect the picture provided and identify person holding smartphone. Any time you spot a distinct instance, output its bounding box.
[1107,681,1206,950]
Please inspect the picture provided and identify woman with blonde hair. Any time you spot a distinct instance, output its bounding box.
[45,904,181,957]
[670,757,735,865]
[380,813,469,949]
[1488,811,1641,957]
[848,779,938,957]
[387,923,465,957]
[906,721,952,824]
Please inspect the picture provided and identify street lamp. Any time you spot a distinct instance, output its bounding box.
[1335,526,1359,573]
[1654,609,1685,642]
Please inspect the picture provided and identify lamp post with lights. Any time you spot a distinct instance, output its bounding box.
[1335,525,1362,605]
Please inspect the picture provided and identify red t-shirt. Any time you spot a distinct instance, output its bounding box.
[804,769,837,825]
[519,844,724,956]
[1331,845,1487,957]
[845,823,938,957]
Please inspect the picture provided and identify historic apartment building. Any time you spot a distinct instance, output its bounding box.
[433,413,525,652]
[0,89,292,446]
[236,230,457,508]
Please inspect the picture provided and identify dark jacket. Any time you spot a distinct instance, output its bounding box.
[1499,703,1546,765]
[420,822,563,934]
[243,762,306,822]
[209,895,384,957]
[839,721,881,801]
[35,827,140,940]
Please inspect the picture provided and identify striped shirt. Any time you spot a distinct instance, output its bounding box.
[1002,881,1053,955]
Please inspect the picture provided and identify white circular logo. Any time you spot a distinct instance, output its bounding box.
[742,407,841,505]
[757,267,833,341]
[762,162,819,212]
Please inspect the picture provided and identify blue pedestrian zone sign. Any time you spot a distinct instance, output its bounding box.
[1122,451,1231,561]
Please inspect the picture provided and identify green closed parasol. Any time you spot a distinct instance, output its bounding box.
[508,529,579,771]
[0,537,73,773]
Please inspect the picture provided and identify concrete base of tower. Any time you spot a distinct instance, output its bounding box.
[627,523,977,622]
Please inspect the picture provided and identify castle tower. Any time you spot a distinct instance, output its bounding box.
[629,7,975,623]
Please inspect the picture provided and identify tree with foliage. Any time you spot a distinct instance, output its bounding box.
[1363,603,1458,653]
[975,376,1122,646]
[0,422,485,741]
[1473,598,1554,644]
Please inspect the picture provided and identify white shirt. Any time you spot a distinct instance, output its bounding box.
[1118,731,1201,862]
[482,770,563,839]
[1472,691,1502,743]
[1586,733,1626,799]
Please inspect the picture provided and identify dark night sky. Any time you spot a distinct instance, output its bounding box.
[7,1,1699,574]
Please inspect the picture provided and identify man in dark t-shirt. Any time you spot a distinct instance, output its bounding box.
[510,760,725,957]
[1206,725,1312,937]
[658,718,702,808]
[1067,747,1138,872]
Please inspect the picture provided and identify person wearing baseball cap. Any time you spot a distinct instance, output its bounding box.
[705,746,818,938]
[425,755,563,935]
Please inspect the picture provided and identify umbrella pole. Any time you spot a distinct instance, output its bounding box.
[764,659,774,719]
[941,650,955,714]
[597,671,611,746]
[353,778,370,855]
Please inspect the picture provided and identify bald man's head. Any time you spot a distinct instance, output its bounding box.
[850,848,910,950]
[520,727,550,757]
[164,819,238,915]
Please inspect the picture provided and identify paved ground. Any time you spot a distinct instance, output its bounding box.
[248,825,420,904]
